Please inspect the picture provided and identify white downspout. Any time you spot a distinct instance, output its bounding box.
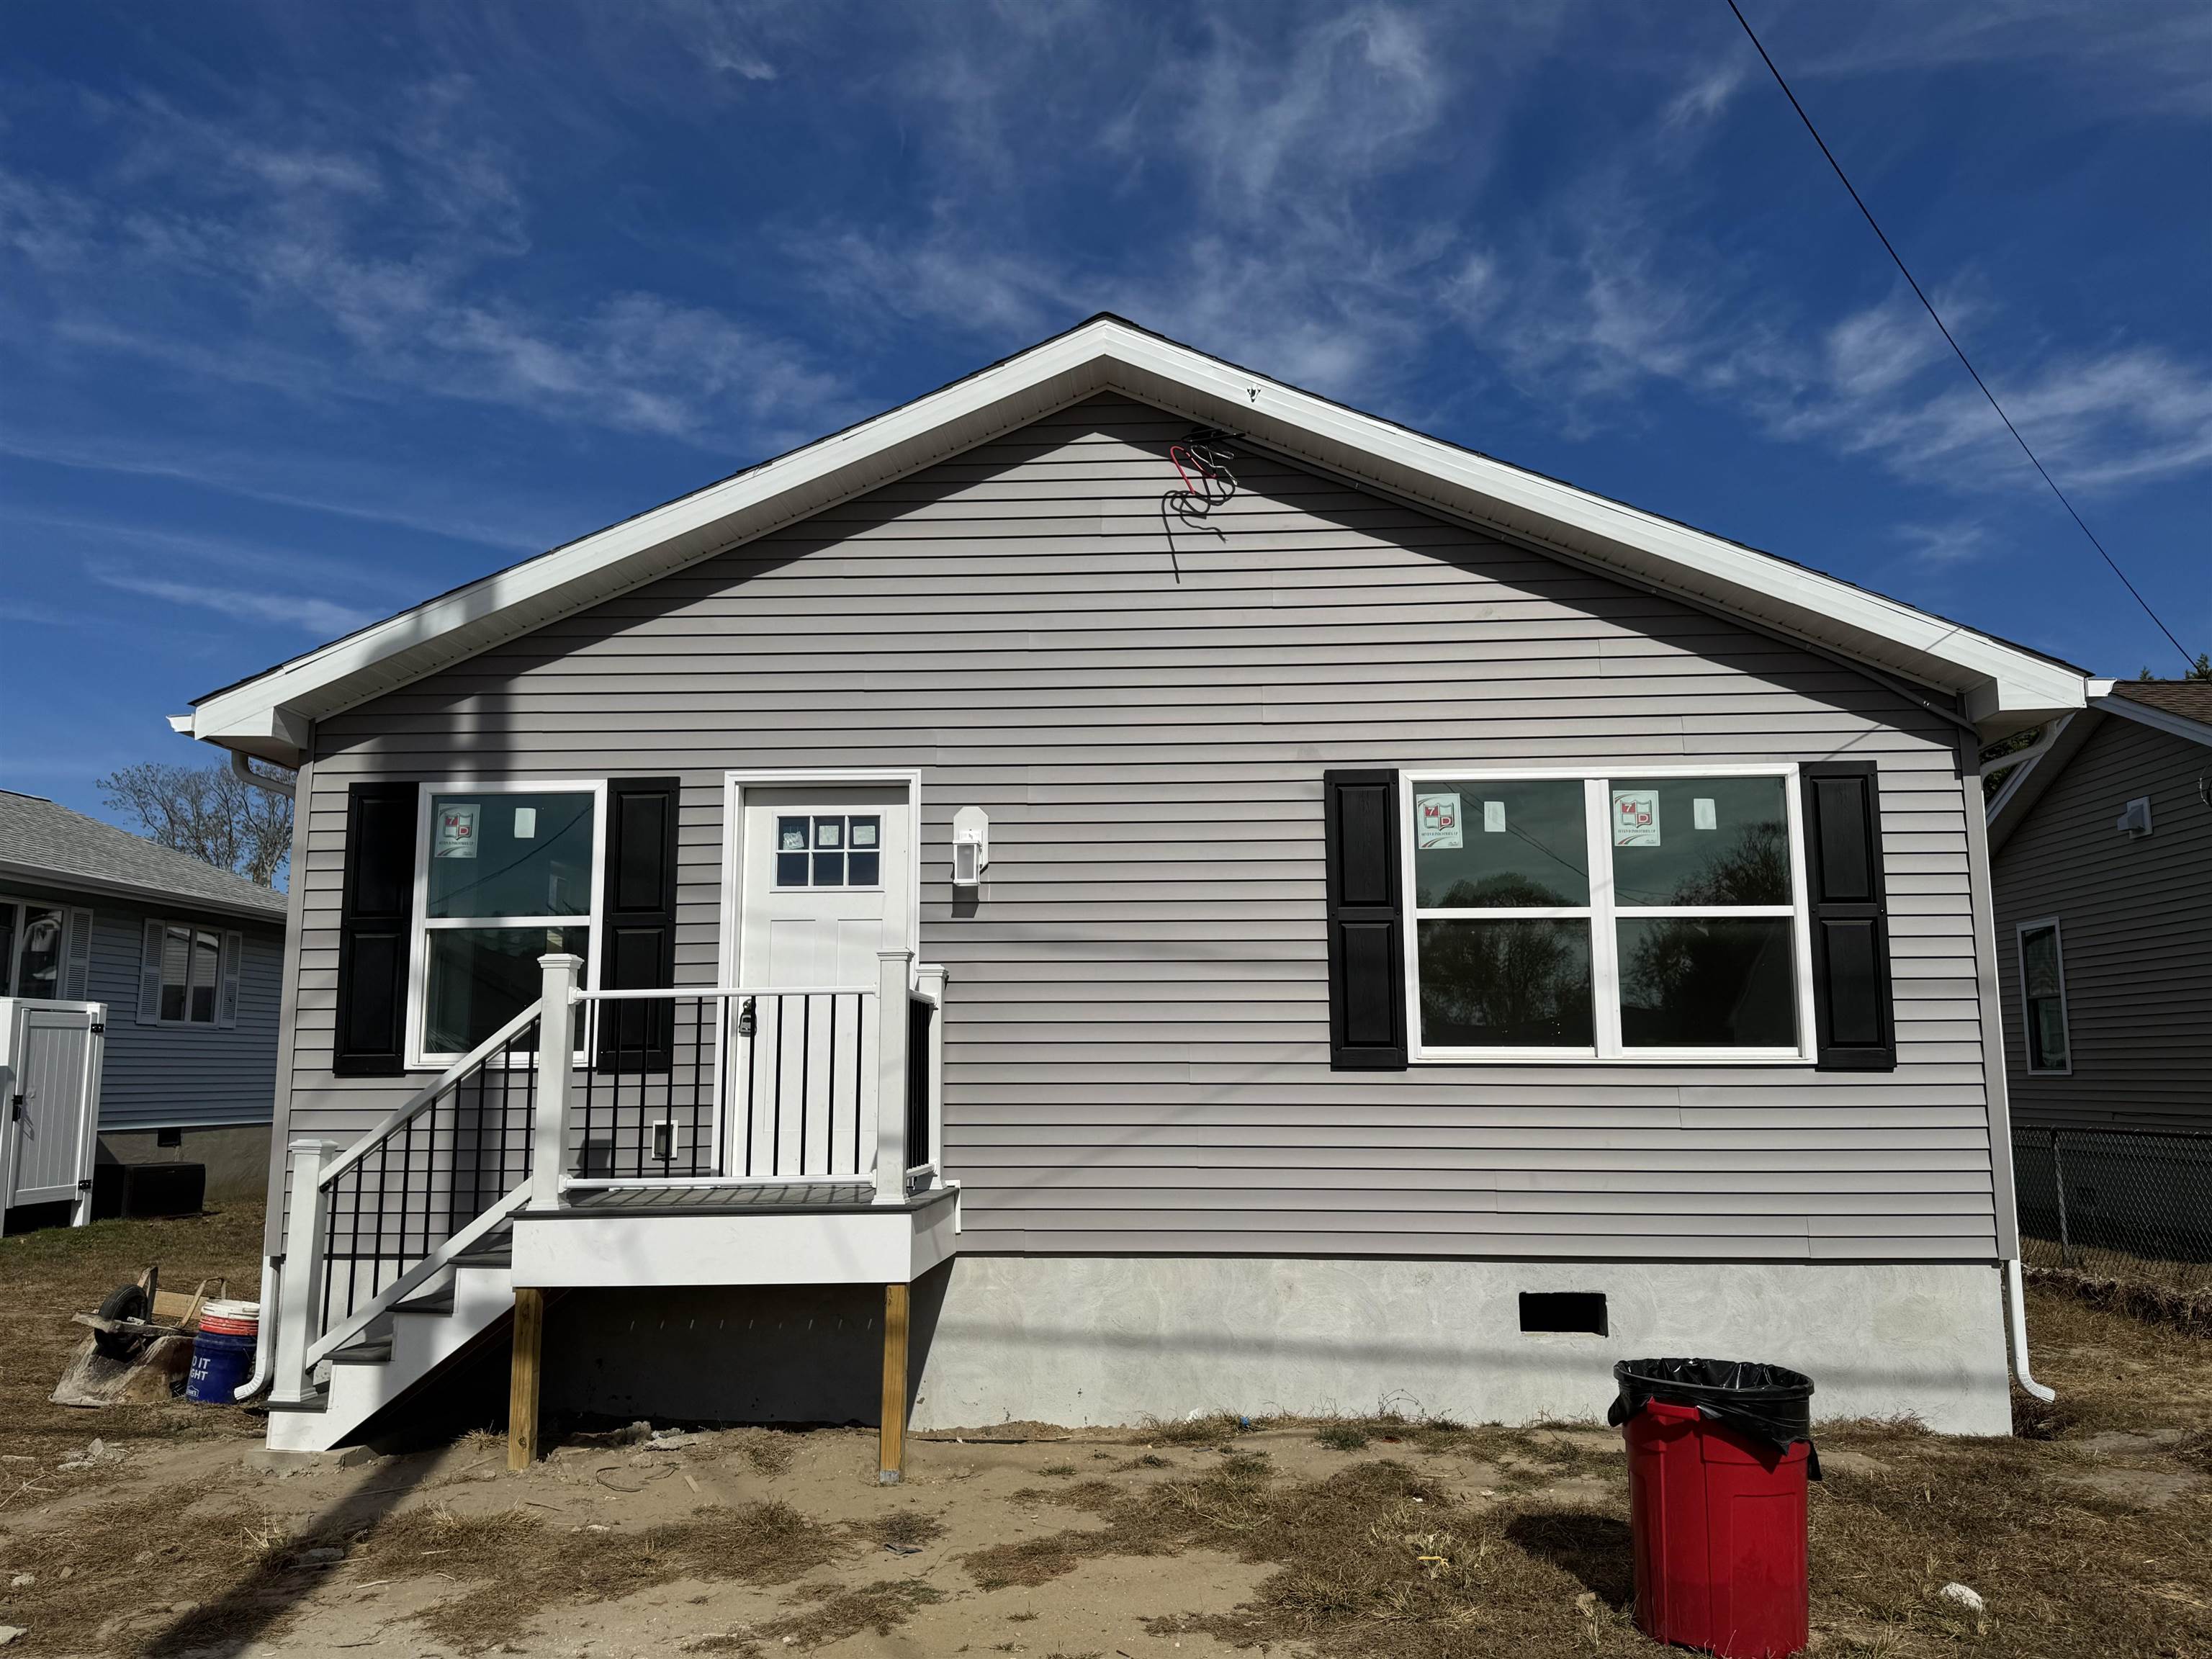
[233,1255,278,1401]
[2005,1258,2055,1402]
[227,747,290,1400]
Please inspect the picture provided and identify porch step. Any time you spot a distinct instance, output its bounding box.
[266,1254,517,1455]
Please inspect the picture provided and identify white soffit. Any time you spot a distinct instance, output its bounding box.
[183,316,2087,760]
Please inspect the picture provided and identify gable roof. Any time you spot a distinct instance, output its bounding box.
[2110,678,2212,727]
[176,314,2090,765]
[0,790,289,922]
[1986,678,2212,850]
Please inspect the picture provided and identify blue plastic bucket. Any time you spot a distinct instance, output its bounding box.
[186,1327,256,1404]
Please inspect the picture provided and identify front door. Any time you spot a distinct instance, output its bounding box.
[732,784,912,1177]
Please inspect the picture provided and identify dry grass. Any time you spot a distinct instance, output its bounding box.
[2026,1261,2212,1336]
[953,1300,2212,1659]
[755,1577,945,1647]
[1135,1410,1256,1445]
[0,1201,267,1462]
[354,1499,843,1650]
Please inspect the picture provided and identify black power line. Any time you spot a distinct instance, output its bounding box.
[1725,0,2198,671]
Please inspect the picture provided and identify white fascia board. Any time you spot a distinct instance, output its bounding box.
[181,316,2088,752]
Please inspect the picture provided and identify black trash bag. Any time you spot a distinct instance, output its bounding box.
[1607,1357,1821,1480]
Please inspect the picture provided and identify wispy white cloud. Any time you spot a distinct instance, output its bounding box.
[1,76,847,449]
[86,565,379,634]
[1894,521,1989,567]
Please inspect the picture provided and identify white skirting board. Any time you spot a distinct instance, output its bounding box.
[541,1254,2013,1437]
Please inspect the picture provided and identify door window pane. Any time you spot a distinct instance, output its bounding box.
[426,925,590,1056]
[848,816,881,886]
[1417,920,1593,1047]
[1609,775,1791,906]
[1412,779,1588,908]
[2022,926,2068,1069]
[0,906,15,995]
[776,816,809,886]
[428,792,595,919]
[16,907,63,999]
[1617,917,1796,1048]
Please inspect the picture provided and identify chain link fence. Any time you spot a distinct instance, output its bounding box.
[2013,1125,2212,1292]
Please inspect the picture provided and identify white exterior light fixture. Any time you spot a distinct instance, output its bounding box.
[952,806,989,887]
[2116,796,2153,838]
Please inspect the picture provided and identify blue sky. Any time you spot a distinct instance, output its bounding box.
[4,1,2208,824]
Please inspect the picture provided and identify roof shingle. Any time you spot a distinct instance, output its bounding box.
[0,790,288,921]
[2110,680,2212,729]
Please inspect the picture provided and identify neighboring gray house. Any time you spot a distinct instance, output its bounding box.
[172,318,2091,1459]
[0,788,287,1204]
[1987,680,2212,1259]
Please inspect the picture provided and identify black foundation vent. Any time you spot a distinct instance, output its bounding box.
[1519,1291,1608,1336]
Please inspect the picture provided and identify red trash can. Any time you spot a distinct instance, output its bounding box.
[1611,1359,1818,1659]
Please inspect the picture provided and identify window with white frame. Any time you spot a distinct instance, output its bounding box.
[1404,770,1813,1061]
[137,919,243,1026]
[2017,920,2070,1074]
[1,898,76,999]
[412,785,602,1065]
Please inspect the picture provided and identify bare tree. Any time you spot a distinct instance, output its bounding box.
[99,761,296,889]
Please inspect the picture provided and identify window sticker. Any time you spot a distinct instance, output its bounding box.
[850,817,880,849]
[1611,788,1660,847]
[1692,797,1717,832]
[814,818,843,849]
[1483,800,1506,834]
[436,803,481,859]
[513,806,537,839]
[1416,792,1463,850]
[778,819,808,853]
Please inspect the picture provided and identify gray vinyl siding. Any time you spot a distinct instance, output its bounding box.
[1992,714,2212,1133]
[2,878,282,1130]
[285,393,2000,1262]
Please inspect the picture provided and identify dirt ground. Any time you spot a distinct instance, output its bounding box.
[2,1207,2208,1658]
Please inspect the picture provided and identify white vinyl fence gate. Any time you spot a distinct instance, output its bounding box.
[0,999,107,1224]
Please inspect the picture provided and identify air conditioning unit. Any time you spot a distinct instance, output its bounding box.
[2116,796,2153,837]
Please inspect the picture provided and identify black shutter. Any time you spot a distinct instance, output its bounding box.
[595,776,680,1073]
[334,782,419,1076]
[1802,763,1896,1071]
[1323,769,1408,1070]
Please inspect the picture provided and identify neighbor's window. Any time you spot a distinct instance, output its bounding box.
[1408,771,1809,1061]
[137,920,242,1027]
[0,899,65,999]
[2018,920,2070,1074]
[775,814,882,888]
[415,788,599,1062]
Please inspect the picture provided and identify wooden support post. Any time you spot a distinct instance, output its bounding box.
[878,1282,909,1485]
[508,1287,545,1471]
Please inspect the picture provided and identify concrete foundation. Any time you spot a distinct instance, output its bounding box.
[544,1254,2014,1437]
[96,1125,271,1201]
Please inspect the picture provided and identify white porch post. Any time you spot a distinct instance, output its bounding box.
[873,948,914,1204]
[914,963,949,1186]
[271,1138,334,1406]
[531,953,582,1210]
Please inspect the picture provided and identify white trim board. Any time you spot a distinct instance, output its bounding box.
[174,317,2089,764]
[716,770,925,989]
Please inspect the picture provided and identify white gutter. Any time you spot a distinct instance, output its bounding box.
[230,750,296,801]
[232,1255,277,1401]
[2005,1258,2056,1403]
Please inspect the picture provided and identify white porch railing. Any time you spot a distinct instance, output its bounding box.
[271,951,948,1408]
